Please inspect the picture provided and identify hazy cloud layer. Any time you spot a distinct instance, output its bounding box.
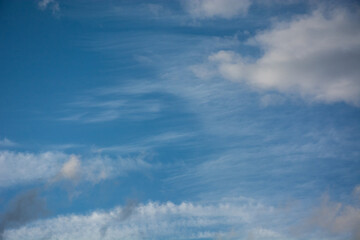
[182,0,251,19]
[205,9,360,105]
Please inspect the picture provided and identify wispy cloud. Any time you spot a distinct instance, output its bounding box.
[94,132,194,154]
[0,138,17,148]
[59,90,165,123]
[0,151,152,188]
[37,0,60,14]
[182,0,251,19]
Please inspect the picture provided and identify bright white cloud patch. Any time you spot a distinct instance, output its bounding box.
[183,0,251,19]
[3,199,280,240]
[0,151,152,188]
[59,155,81,181]
[206,9,360,105]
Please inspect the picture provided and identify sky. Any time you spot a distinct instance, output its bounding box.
[0,0,360,239]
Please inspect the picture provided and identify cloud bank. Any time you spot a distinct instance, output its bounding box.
[37,0,60,14]
[3,198,278,240]
[206,9,360,105]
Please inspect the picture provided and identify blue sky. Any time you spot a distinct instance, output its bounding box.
[1,0,360,239]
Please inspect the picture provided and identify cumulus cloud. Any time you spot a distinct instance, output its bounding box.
[206,9,360,105]
[3,199,276,240]
[0,151,152,188]
[182,0,251,19]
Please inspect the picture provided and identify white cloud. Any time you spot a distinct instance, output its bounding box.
[3,199,278,240]
[183,0,251,19]
[0,151,152,188]
[59,155,81,181]
[206,9,360,105]
[0,151,66,187]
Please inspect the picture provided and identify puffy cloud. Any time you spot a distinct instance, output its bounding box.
[182,0,251,19]
[206,9,360,105]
